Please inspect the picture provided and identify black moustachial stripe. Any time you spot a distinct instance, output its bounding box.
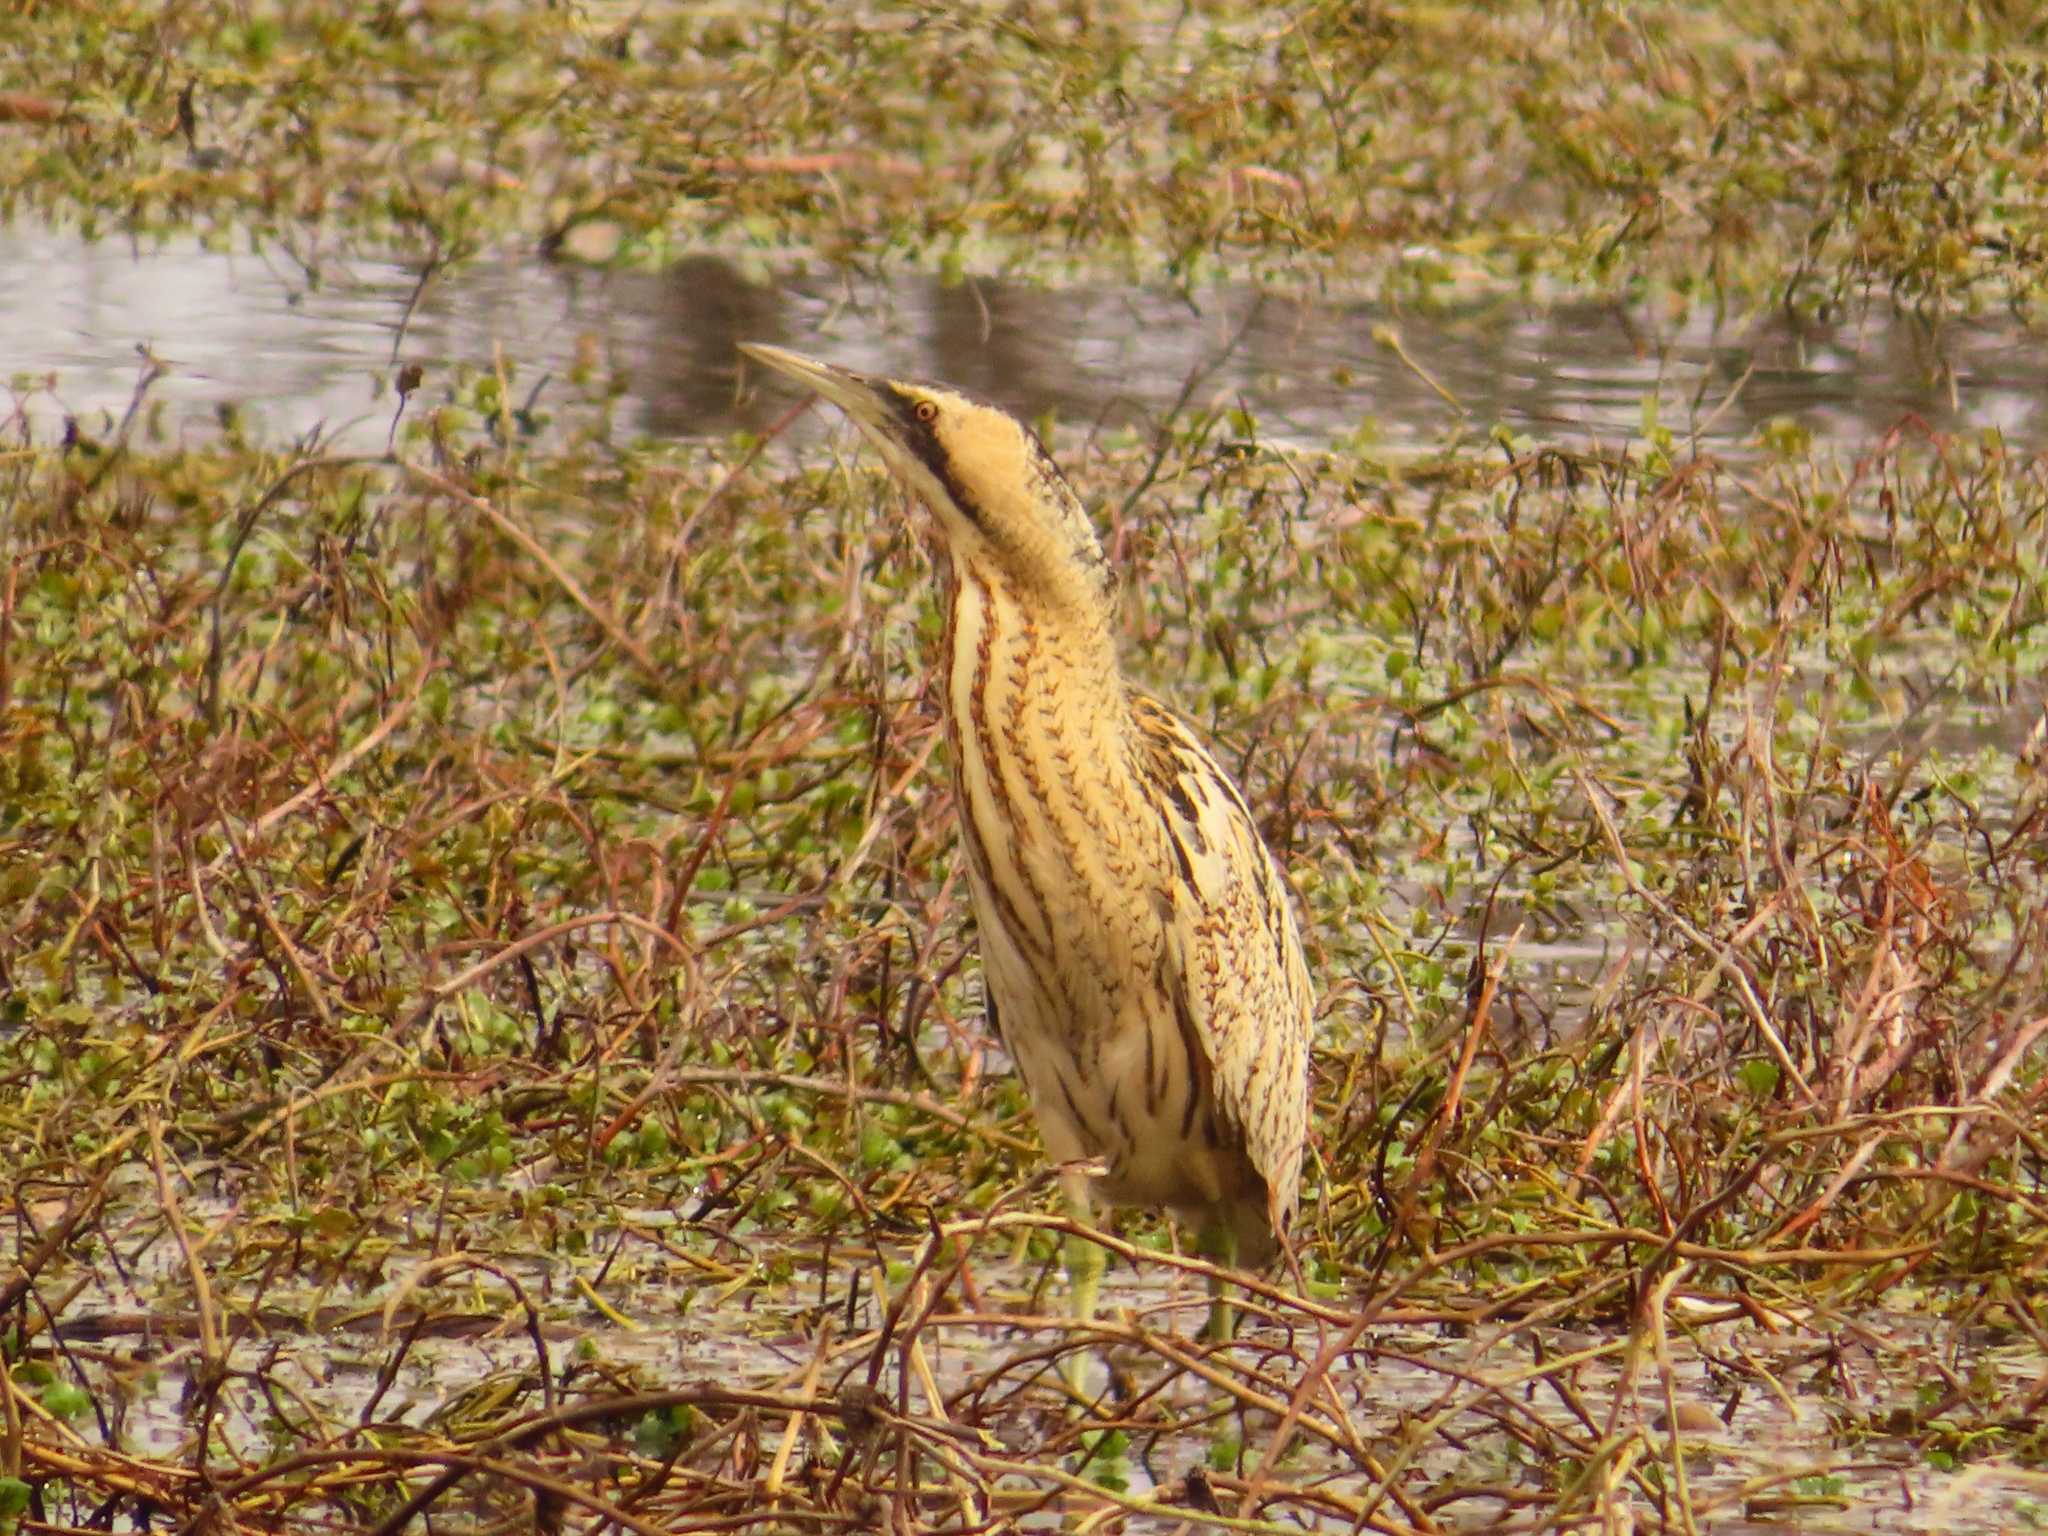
[887,387,985,526]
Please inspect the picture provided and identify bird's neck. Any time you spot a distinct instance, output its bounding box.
[941,553,1126,755]
[940,552,1142,972]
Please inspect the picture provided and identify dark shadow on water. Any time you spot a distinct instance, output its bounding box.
[5,227,2046,454]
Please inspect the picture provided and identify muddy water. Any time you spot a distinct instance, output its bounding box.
[6,227,2046,453]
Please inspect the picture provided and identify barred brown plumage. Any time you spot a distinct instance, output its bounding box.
[739,343,1315,1341]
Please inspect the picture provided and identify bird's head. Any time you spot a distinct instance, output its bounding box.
[740,343,1112,623]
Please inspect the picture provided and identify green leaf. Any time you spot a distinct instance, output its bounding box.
[1737,1059,1780,1099]
[41,1381,92,1419]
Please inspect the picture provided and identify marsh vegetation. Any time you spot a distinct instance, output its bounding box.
[3,2,2046,1531]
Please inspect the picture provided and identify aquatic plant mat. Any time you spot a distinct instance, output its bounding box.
[7,1,2048,304]
[4,352,2045,1533]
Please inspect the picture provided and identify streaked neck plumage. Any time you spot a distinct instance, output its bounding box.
[938,537,1142,977]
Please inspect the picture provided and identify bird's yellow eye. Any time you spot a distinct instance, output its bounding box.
[913,399,939,424]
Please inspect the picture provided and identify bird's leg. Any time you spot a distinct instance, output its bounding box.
[1196,1217,1239,1343]
[1060,1173,1106,1395]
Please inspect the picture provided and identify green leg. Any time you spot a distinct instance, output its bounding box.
[1198,1218,1240,1343]
[1061,1182,1105,1396]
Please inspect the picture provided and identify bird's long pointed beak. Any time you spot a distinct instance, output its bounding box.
[737,343,892,432]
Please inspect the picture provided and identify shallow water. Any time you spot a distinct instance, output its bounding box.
[6,227,2046,454]
[25,1204,2045,1533]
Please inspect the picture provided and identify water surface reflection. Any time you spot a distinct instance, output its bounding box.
[4,228,2041,453]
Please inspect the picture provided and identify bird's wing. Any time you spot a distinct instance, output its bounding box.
[1129,696,1315,1237]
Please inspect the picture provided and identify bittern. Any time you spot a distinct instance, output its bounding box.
[739,343,1314,1344]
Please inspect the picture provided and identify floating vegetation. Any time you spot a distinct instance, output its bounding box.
[2,2,2046,304]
